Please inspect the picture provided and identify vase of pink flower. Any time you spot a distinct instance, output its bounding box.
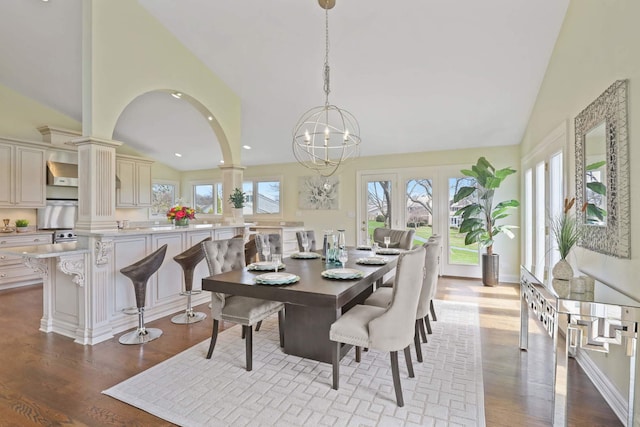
[167,205,196,226]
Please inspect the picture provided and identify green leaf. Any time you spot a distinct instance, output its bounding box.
[462,204,482,219]
[477,157,493,172]
[586,203,606,221]
[495,199,519,209]
[465,229,484,245]
[453,186,476,203]
[495,167,517,180]
[459,218,483,233]
[492,213,509,220]
[586,182,606,195]
[586,160,606,171]
[484,176,502,190]
[460,169,477,178]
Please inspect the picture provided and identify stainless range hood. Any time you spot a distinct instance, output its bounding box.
[47,161,78,187]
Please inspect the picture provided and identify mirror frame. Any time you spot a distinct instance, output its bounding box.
[575,79,630,258]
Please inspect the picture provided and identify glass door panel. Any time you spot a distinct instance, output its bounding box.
[406,178,433,247]
[448,177,480,266]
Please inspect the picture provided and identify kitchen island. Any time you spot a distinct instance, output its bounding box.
[0,224,246,345]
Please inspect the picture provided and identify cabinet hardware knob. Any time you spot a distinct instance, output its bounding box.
[0,273,6,278]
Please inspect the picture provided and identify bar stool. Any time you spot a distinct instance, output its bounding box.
[118,244,168,345]
[171,237,211,324]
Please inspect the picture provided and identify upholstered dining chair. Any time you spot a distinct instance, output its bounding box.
[372,227,415,250]
[329,246,426,407]
[202,238,285,371]
[295,230,317,252]
[254,233,283,261]
[424,234,442,333]
[364,241,439,363]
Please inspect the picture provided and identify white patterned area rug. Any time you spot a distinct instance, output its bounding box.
[103,300,485,427]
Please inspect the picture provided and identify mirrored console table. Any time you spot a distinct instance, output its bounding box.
[520,266,639,427]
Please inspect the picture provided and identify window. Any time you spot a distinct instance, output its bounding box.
[193,182,223,215]
[150,182,177,218]
[243,178,281,216]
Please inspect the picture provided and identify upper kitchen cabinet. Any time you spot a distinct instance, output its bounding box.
[0,141,46,208]
[116,155,153,208]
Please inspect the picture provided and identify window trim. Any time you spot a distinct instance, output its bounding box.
[243,176,283,218]
[149,180,179,219]
[189,179,223,218]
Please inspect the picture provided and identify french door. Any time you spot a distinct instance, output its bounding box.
[357,167,481,278]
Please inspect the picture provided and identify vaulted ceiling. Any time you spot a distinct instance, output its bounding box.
[0,0,569,171]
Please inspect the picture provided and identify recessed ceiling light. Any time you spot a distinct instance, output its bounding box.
[219,160,225,164]
[207,116,213,121]
[242,145,252,150]
[174,153,182,157]
[171,92,182,99]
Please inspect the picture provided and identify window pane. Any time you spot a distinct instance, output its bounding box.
[406,179,433,246]
[151,183,175,216]
[194,184,214,214]
[449,177,479,265]
[242,182,253,215]
[524,168,533,271]
[535,161,546,276]
[216,183,223,214]
[367,181,392,236]
[256,181,280,214]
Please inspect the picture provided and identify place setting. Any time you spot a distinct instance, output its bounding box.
[356,256,389,265]
[290,251,321,259]
[321,248,365,280]
[254,272,300,286]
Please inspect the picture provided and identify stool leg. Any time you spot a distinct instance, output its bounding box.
[119,307,163,345]
[171,291,207,324]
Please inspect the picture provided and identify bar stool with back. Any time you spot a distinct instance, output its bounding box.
[171,237,211,324]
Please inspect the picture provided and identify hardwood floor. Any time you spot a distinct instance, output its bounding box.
[0,278,622,426]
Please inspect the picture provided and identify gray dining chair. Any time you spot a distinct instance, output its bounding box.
[202,237,285,371]
[329,246,426,407]
[254,233,283,261]
[295,230,317,252]
[425,234,442,331]
[364,240,439,363]
[372,227,415,250]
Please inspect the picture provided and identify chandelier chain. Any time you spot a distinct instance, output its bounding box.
[323,0,330,106]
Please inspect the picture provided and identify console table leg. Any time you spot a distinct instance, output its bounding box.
[552,312,569,426]
[520,283,529,350]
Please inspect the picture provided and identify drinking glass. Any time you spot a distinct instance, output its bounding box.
[301,233,309,252]
[338,249,348,269]
[261,236,271,261]
[271,254,282,272]
[371,242,379,256]
[384,236,391,249]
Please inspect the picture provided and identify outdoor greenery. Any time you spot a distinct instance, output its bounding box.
[453,157,519,255]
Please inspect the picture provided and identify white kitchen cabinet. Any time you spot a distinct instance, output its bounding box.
[116,155,153,208]
[0,142,46,208]
[0,232,53,290]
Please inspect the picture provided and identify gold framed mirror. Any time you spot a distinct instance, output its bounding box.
[575,79,630,258]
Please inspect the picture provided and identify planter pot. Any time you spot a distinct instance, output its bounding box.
[174,218,189,227]
[232,208,244,224]
[16,226,28,233]
[552,259,573,281]
[482,253,499,286]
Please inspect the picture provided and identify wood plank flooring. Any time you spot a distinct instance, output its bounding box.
[0,278,622,426]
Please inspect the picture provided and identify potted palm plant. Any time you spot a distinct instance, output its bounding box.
[228,188,246,223]
[551,197,581,280]
[453,157,519,286]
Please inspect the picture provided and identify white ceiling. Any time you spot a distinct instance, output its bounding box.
[0,0,569,171]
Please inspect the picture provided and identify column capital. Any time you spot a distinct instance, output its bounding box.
[70,136,123,149]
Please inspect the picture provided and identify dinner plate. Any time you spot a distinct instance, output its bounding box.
[356,256,388,265]
[321,268,365,280]
[290,252,321,259]
[248,261,286,271]
[356,245,372,250]
[255,272,299,285]
[376,248,402,255]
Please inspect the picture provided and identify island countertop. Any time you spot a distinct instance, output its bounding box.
[76,222,250,237]
[0,242,89,258]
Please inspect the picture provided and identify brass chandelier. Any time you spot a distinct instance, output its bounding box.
[292,0,361,177]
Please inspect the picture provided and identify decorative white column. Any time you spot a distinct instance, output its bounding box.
[70,137,121,232]
[220,164,245,223]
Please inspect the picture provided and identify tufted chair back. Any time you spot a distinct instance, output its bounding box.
[202,238,246,319]
[368,246,425,352]
[372,228,415,250]
[415,241,440,319]
[254,233,283,261]
[295,230,317,252]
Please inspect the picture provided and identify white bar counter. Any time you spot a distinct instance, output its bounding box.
[0,224,245,345]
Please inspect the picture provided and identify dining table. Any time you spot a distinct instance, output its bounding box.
[201,247,401,363]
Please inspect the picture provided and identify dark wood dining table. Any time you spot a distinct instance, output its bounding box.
[201,247,399,363]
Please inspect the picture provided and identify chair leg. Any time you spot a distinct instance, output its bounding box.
[355,346,361,363]
[390,351,404,407]
[413,320,423,363]
[278,310,285,348]
[419,318,428,344]
[255,320,262,332]
[430,299,437,321]
[332,341,340,390]
[404,346,415,378]
[241,327,245,339]
[425,314,433,335]
[244,325,253,371]
[206,319,219,359]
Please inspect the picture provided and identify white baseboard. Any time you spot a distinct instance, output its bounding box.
[575,350,628,426]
